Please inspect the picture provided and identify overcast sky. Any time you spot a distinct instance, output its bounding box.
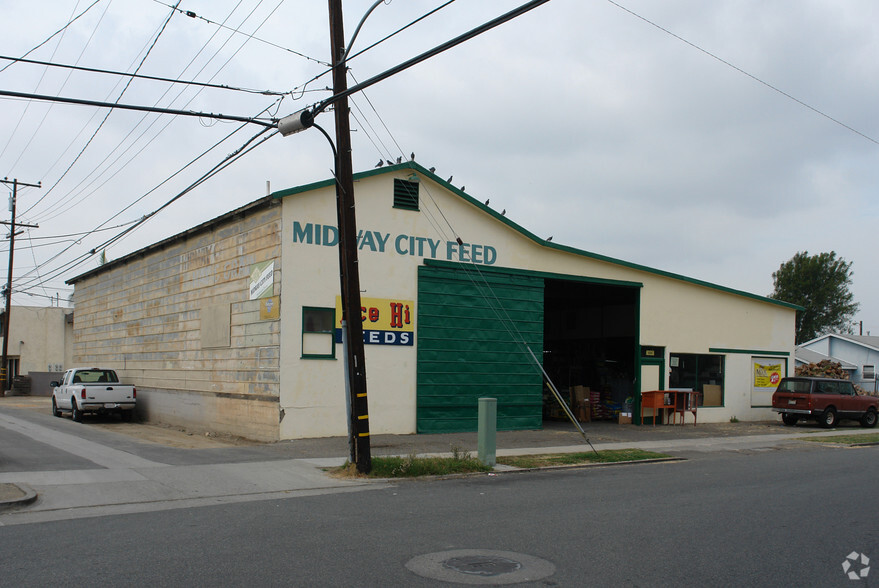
[1,0,876,335]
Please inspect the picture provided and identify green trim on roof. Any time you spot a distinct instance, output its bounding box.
[709,348,790,357]
[423,258,643,289]
[272,161,801,312]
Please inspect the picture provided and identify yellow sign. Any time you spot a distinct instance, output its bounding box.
[334,296,414,346]
[260,296,280,320]
[754,362,782,388]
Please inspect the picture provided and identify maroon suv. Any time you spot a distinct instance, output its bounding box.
[771,376,878,428]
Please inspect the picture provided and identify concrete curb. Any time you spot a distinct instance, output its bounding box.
[0,483,38,512]
[342,456,686,483]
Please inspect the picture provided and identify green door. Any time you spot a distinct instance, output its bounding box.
[416,265,544,433]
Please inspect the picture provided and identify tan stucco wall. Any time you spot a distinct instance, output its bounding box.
[279,169,796,438]
[71,201,283,441]
[2,305,71,374]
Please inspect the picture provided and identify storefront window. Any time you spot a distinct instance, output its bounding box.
[669,353,724,406]
[302,307,335,359]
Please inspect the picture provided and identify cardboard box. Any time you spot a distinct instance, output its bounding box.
[572,385,590,406]
[577,404,591,423]
[703,385,722,406]
[618,412,632,425]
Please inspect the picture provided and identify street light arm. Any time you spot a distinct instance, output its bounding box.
[341,0,387,64]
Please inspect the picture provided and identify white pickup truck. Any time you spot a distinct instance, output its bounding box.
[51,368,136,423]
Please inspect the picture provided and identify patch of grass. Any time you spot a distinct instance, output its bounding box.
[497,448,671,469]
[333,445,492,478]
[330,447,674,478]
[798,433,879,445]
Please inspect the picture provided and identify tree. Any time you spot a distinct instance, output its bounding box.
[770,251,859,344]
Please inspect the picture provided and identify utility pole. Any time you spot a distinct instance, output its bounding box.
[0,178,40,393]
[328,0,371,473]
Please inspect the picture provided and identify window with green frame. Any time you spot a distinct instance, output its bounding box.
[302,307,336,359]
[669,353,724,406]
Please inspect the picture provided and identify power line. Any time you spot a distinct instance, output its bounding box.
[26,0,285,222]
[314,0,552,116]
[0,0,104,74]
[14,115,279,294]
[13,101,277,287]
[150,0,330,67]
[606,0,879,146]
[0,55,289,97]
[0,0,89,167]
[14,1,184,219]
[289,0,458,100]
[0,90,277,127]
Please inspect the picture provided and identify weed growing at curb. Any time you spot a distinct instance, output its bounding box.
[797,433,879,445]
[497,449,670,469]
[330,447,672,478]
[334,445,492,478]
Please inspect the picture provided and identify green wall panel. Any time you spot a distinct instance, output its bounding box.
[416,265,544,433]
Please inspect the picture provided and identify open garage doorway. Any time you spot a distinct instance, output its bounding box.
[542,279,639,423]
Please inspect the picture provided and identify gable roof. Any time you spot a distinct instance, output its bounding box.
[800,333,879,354]
[272,161,800,312]
[794,346,857,369]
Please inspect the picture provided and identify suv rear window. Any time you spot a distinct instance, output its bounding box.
[777,379,811,393]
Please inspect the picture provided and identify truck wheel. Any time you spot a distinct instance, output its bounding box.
[861,409,878,428]
[781,414,798,426]
[120,410,133,422]
[819,408,838,428]
[71,400,83,423]
[52,398,61,418]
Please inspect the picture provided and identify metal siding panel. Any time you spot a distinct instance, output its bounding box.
[417,265,544,433]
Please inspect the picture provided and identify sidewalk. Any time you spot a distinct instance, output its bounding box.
[2,396,877,524]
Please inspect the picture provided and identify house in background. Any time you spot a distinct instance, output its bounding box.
[0,305,74,395]
[796,333,879,393]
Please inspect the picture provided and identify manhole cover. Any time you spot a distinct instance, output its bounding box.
[443,555,522,577]
[406,549,555,585]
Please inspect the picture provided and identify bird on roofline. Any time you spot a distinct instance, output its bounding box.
[375,159,383,168]
[410,152,415,161]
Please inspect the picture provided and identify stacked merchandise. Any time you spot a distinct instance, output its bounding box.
[601,398,622,419]
[590,389,611,420]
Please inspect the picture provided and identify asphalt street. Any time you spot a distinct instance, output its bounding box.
[2,440,876,586]
[2,394,878,533]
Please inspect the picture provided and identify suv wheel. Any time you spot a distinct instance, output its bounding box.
[820,407,838,428]
[781,413,798,426]
[861,408,878,429]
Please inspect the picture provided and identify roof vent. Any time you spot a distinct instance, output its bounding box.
[393,179,419,211]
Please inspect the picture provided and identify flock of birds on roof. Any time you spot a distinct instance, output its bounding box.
[371,153,553,242]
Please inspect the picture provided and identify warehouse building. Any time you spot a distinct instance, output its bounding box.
[68,162,797,441]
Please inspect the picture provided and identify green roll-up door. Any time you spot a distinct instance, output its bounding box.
[417,265,544,433]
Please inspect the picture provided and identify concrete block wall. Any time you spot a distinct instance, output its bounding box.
[71,200,283,441]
